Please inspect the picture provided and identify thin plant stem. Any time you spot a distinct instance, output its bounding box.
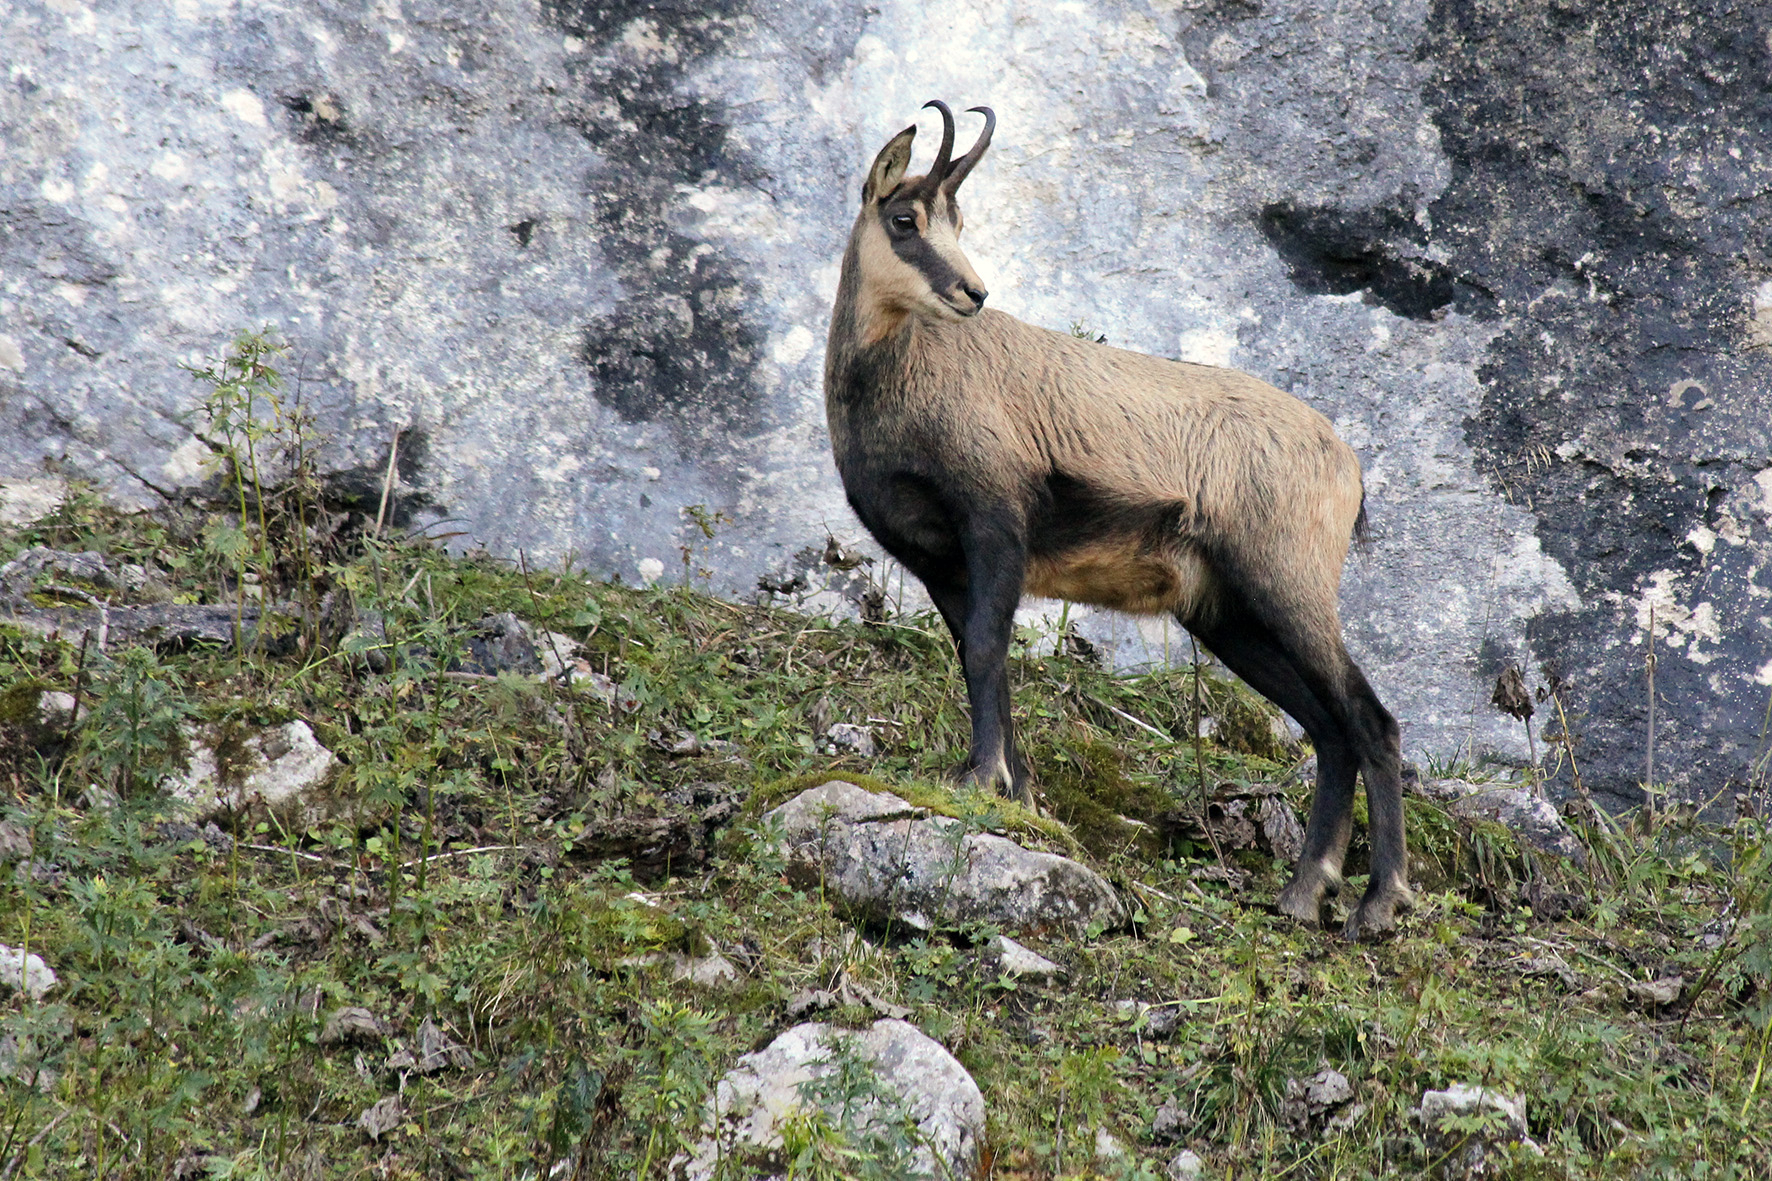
[1646,604,1658,823]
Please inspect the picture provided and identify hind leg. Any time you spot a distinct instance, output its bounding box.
[1189,612,1359,925]
[1338,661,1412,937]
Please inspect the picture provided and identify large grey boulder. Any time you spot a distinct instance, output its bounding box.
[765,781,1127,936]
[5,0,1769,807]
[678,1018,984,1181]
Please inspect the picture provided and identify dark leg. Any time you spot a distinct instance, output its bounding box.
[925,518,1027,805]
[1339,663,1411,937]
[1191,613,1355,923]
[1191,611,1411,938]
[924,577,987,781]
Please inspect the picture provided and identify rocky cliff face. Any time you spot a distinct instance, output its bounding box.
[4,0,1768,807]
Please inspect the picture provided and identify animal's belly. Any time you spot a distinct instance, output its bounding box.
[1024,540,1211,617]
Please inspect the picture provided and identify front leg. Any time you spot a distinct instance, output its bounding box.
[926,577,1023,800]
[950,517,1029,805]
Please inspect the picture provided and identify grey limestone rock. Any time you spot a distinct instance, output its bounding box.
[0,945,56,1002]
[1166,1148,1206,1181]
[820,721,877,758]
[765,780,1127,936]
[167,719,338,826]
[356,1095,404,1143]
[1152,1099,1185,1144]
[1415,777,1587,863]
[1279,1067,1356,1133]
[678,1018,983,1181]
[670,950,742,989]
[0,479,65,527]
[1416,1083,1540,1178]
[320,1007,392,1047]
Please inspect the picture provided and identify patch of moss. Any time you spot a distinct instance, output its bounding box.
[1197,667,1296,761]
[746,767,1078,852]
[1034,735,1176,859]
[0,677,47,727]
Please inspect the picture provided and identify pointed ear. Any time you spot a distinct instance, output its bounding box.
[862,125,916,204]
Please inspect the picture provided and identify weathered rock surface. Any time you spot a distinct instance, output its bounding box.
[168,719,338,824]
[356,1095,403,1143]
[669,950,741,989]
[5,0,1769,806]
[453,611,585,681]
[1114,999,1180,1040]
[1191,782,1307,862]
[0,479,65,528]
[1416,1083,1539,1177]
[1,601,285,652]
[567,779,740,877]
[766,781,1127,936]
[1152,1099,1185,1144]
[678,1018,984,1181]
[820,721,877,758]
[320,1007,391,1047]
[1415,777,1587,862]
[1279,1067,1359,1135]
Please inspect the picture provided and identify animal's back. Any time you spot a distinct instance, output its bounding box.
[927,311,1364,541]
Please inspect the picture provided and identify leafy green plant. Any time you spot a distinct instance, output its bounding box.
[184,327,328,651]
[778,1035,923,1181]
[74,647,193,797]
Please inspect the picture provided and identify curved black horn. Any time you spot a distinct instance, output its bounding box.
[942,106,995,193]
[922,99,956,183]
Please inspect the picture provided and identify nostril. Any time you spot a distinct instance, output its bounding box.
[964,284,988,307]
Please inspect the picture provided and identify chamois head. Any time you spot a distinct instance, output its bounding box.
[849,101,995,338]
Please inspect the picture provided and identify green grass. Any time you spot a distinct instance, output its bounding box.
[1,337,1770,1178]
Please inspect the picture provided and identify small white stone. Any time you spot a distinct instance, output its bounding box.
[0,946,57,1002]
[35,691,79,730]
[991,936,1063,981]
[671,952,740,988]
[1166,1148,1205,1180]
[1417,1082,1528,1136]
[822,722,876,757]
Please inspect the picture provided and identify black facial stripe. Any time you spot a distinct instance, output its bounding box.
[897,235,963,294]
[874,195,970,295]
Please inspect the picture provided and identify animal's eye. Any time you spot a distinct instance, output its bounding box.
[891,213,917,233]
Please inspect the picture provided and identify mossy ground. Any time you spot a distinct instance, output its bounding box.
[2,482,1771,1180]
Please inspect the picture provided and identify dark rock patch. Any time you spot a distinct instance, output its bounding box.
[544,0,771,454]
[1257,200,1490,320]
[1421,0,1772,807]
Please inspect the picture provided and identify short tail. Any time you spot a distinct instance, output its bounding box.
[1352,490,1371,547]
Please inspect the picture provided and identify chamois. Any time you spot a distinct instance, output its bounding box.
[823,101,1411,937]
